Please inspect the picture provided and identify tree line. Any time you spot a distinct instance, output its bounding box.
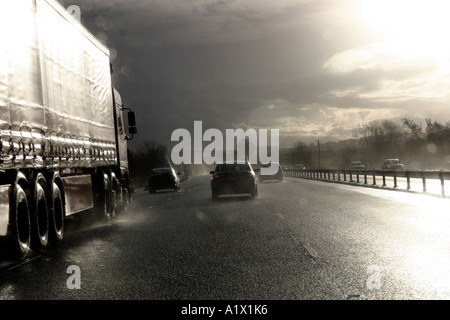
[289,118,450,170]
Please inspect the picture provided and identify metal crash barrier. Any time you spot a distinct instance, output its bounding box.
[284,169,450,197]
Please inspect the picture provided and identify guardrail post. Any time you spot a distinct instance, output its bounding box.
[382,174,386,187]
[406,172,411,190]
[356,173,360,183]
[422,171,427,192]
[372,174,376,185]
[393,171,397,188]
[440,170,445,196]
[363,174,367,185]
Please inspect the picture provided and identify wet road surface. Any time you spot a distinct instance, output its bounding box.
[1,175,450,301]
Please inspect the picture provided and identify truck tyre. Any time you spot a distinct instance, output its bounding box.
[116,186,129,214]
[123,187,130,205]
[103,178,114,222]
[31,182,49,251]
[10,185,31,258]
[49,183,64,242]
[110,189,116,220]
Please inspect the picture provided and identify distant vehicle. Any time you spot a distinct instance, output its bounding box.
[351,161,365,169]
[280,165,288,170]
[210,161,258,200]
[382,159,404,170]
[295,164,306,170]
[259,162,283,182]
[148,168,181,193]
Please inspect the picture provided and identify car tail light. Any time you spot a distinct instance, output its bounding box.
[214,174,220,179]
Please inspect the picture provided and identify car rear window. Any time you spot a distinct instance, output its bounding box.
[151,169,172,175]
[216,164,251,172]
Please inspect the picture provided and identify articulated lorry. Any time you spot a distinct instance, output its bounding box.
[0,0,137,257]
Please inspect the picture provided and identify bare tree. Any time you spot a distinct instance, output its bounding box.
[353,120,404,162]
[291,140,310,166]
[402,118,423,139]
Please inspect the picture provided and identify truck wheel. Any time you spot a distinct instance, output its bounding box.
[103,179,114,222]
[31,182,49,250]
[49,183,64,242]
[110,189,116,219]
[11,185,31,258]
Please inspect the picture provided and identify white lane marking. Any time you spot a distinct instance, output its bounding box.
[7,255,41,271]
[303,243,319,259]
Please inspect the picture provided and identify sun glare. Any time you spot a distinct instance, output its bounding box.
[357,0,450,59]
[0,2,36,63]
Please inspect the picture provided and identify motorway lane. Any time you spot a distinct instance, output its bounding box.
[1,174,450,300]
[273,177,450,299]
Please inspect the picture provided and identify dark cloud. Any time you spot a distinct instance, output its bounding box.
[57,0,450,148]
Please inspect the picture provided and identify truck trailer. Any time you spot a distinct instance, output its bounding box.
[0,0,137,258]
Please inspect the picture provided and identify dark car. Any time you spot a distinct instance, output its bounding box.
[381,159,404,170]
[210,161,258,200]
[148,167,181,193]
[259,162,283,182]
[350,161,365,169]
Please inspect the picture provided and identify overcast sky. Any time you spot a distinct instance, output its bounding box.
[57,0,450,149]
